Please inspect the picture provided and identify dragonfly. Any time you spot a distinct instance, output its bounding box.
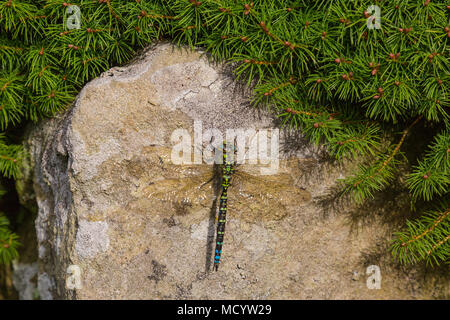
[137,142,311,271]
[214,141,236,271]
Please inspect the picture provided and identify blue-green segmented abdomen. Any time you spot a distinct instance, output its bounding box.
[213,143,235,271]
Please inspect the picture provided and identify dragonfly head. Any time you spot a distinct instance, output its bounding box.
[204,138,238,165]
[217,140,238,164]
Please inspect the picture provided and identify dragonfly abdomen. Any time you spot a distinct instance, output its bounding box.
[213,156,234,271]
[214,185,229,270]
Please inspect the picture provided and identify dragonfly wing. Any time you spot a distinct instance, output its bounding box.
[140,171,216,212]
[136,145,219,214]
[230,171,311,221]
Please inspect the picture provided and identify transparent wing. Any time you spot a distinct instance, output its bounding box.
[229,170,311,222]
[142,171,214,204]
[137,146,311,221]
[136,145,219,215]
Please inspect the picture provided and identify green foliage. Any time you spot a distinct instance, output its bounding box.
[407,128,450,203]
[0,185,20,264]
[391,202,449,266]
[0,0,448,266]
[0,213,20,264]
[0,134,21,179]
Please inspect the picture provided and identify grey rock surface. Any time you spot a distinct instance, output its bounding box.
[12,262,38,300]
[17,42,449,299]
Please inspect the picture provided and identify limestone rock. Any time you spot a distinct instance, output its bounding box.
[18,42,448,299]
[12,262,38,300]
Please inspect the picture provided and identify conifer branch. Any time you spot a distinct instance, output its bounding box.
[351,115,422,189]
